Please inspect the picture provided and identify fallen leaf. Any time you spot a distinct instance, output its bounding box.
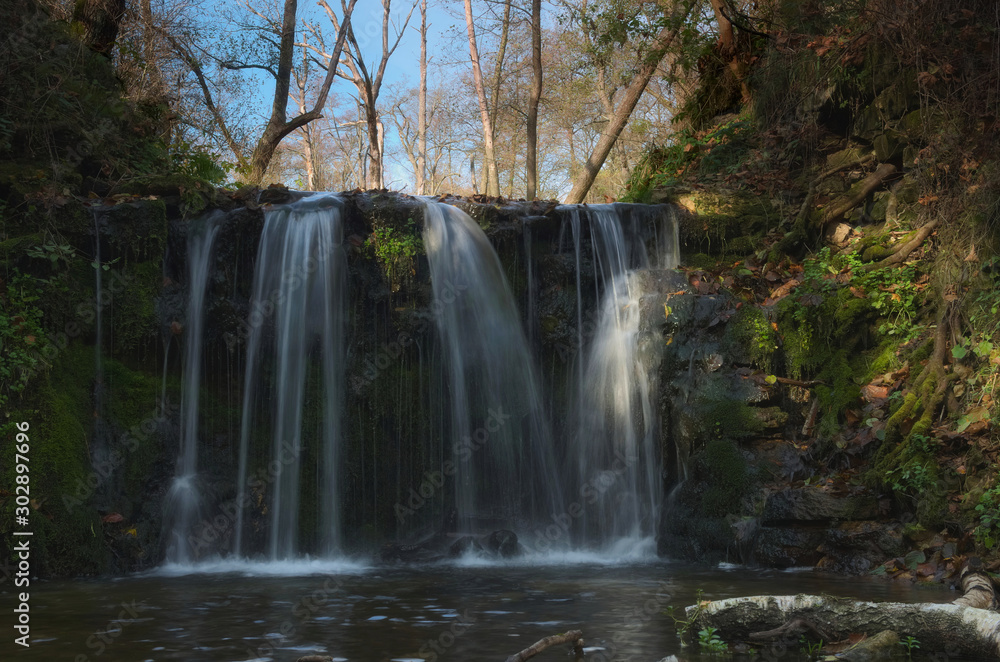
[102,513,124,524]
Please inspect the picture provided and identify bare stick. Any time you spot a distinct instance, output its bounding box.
[505,630,584,662]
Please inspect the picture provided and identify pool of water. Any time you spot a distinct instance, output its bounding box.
[9,554,957,662]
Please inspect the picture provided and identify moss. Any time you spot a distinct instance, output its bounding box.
[110,260,162,355]
[0,344,106,576]
[701,438,750,517]
[866,340,901,381]
[725,305,777,369]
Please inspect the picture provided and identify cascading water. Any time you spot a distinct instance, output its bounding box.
[234,194,347,560]
[566,204,679,548]
[421,201,563,535]
[165,213,221,563]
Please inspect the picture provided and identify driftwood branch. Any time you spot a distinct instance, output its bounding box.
[505,630,584,662]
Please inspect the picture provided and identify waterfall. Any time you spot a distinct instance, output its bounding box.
[422,201,563,535]
[165,213,221,563]
[233,194,347,560]
[566,204,679,547]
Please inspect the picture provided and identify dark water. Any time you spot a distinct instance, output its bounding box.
[6,555,955,662]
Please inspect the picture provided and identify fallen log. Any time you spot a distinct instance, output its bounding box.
[684,594,1000,660]
[505,630,584,662]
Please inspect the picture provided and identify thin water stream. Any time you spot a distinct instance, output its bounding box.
[5,561,957,662]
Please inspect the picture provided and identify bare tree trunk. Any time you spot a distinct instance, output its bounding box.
[489,0,512,128]
[526,0,541,200]
[563,6,691,204]
[240,0,356,185]
[318,0,416,190]
[417,0,428,194]
[463,0,500,196]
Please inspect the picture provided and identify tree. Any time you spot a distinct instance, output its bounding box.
[563,1,693,203]
[170,0,358,185]
[417,0,429,194]
[315,0,418,190]
[463,0,501,196]
[525,0,541,200]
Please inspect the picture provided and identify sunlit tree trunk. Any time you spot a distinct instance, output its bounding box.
[417,0,428,194]
[463,0,500,196]
[526,0,541,200]
[564,4,691,203]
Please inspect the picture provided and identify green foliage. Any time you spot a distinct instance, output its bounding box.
[366,217,423,290]
[698,626,727,654]
[900,635,920,658]
[725,304,777,370]
[974,483,1000,550]
[624,119,753,202]
[0,271,49,413]
[170,141,231,186]
[799,636,823,657]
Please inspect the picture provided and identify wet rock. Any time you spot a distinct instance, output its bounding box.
[753,526,826,568]
[762,488,879,524]
[816,521,905,574]
[448,536,484,558]
[484,530,521,558]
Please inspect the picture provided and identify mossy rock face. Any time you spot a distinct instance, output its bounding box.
[675,190,776,255]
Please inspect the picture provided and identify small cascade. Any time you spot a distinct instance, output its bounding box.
[165,213,221,563]
[567,204,679,547]
[234,194,347,560]
[422,201,563,535]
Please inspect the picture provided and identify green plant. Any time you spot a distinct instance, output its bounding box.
[975,484,1000,549]
[698,626,728,654]
[900,635,920,658]
[0,272,49,412]
[800,636,823,657]
[366,218,423,289]
[26,240,78,268]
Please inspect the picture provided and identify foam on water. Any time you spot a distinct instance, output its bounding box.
[152,556,369,577]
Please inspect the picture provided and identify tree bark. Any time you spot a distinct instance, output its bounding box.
[319,0,416,190]
[417,0,428,194]
[526,0,542,200]
[241,0,357,185]
[819,163,898,228]
[564,4,692,203]
[463,0,500,196]
[505,630,583,662]
[686,594,1000,660]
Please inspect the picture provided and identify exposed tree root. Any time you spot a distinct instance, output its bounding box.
[884,305,952,442]
[818,163,898,230]
[505,630,584,662]
[863,218,940,271]
[775,157,889,255]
